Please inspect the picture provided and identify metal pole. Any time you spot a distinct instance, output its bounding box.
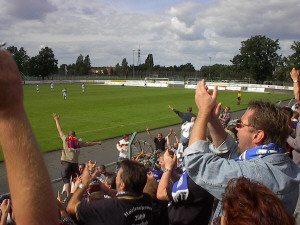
[209,57,211,81]
[133,50,135,78]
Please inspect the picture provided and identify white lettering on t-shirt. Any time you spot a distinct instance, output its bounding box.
[123,206,152,217]
[135,213,145,221]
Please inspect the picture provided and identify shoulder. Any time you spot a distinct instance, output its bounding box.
[60,133,66,140]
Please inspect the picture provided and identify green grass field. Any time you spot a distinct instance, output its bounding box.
[0,83,294,161]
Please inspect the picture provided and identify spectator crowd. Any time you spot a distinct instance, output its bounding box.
[1,49,300,225]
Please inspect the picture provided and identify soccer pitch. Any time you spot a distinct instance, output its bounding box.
[0,83,294,161]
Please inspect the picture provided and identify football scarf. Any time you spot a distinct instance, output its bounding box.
[235,143,281,161]
[172,170,189,203]
[67,135,80,152]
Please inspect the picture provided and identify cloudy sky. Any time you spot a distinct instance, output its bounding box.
[0,0,299,69]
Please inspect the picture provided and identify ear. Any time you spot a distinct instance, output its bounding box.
[120,181,126,191]
[253,130,265,145]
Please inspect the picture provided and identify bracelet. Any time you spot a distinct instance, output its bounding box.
[163,168,172,173]
[293,80,299,83]
[79,183,87,189]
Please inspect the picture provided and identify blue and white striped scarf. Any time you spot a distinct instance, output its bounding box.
[172,170,189,203]
[235,143,282,161]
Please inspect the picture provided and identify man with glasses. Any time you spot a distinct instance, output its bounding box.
[182,80,300,223]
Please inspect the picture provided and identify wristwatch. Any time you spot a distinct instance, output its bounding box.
[293,80,299,83]
[163,168,172,173]
[79,183,87,189]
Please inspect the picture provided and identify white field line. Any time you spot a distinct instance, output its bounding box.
[38,115,176,142]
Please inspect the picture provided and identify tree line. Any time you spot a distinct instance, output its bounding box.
[7,35,300,82]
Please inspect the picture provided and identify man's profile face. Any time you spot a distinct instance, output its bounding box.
[236,109,256,154]
[159,156,165,170]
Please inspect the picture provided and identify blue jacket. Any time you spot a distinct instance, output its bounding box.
[183,134,300,220]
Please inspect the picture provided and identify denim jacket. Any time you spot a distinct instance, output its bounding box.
[183,134,300,220]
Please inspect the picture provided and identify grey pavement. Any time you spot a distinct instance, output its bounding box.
[0,100,292,195]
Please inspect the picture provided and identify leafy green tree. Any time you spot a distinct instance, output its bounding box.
[231,35,281,82]
[115,63,121,76]
[84,55,91,74]
[27,56,39,76]
[75,54,85,75]
[179,63,195,72]
[287,41,300,69]
[121,58,128,76]
[145,54,154,70]
[7,46,30,74]
[27,47,58,79]
[36,47,58,80]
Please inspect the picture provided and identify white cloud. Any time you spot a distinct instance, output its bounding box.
[0,0,299,69]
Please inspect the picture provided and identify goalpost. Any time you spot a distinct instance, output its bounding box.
[144,74,169,87]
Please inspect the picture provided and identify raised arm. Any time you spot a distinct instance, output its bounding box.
[0,199,11,225]
[168,105,183,118]
[0,50,58,224]
[146,126,155,141]
[166,135,172,150]
[189,80,218,146]
[173,132,179,144]
[157,150,177,201]
[287,122,300,151]
[52,113,63,137]
[291,68,300,101]
[208,103,228,148]
[67,164,97,215]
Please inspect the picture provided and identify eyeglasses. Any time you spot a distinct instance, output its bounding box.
[236,119,250,128]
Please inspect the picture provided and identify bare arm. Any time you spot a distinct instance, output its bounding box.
[173,132,179,144]
[87,141,102,146]
[208,103,228,148]
[189,80,218,146]
[0,50,58,224]
[52,113,63,137]
[166,135,172,150]
[291,68,300,101]
[0,199,11,225]
[146,126,155,141]
[67,165,97,215]
[157,150,177,201]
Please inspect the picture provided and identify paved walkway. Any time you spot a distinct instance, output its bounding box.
[0,100,292,194]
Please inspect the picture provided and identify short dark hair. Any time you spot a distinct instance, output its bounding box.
[187,107,192,112]
[105,172,116,189]
[99,164,106,171]
[69,131,76,136]
[282,106,293,119]
[248,101,290,147]
[222,177,295,225]
[119,159,147,194]
[123,134,129,139]
[79,163,85,168]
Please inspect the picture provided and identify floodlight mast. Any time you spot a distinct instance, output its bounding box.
[133,50,135,78]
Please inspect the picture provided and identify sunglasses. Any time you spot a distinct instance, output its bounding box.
[236,119,250,129]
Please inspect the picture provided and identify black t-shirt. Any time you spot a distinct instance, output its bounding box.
[154,138,166,152]
[77,193,152,225]
[166,176,214,225]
